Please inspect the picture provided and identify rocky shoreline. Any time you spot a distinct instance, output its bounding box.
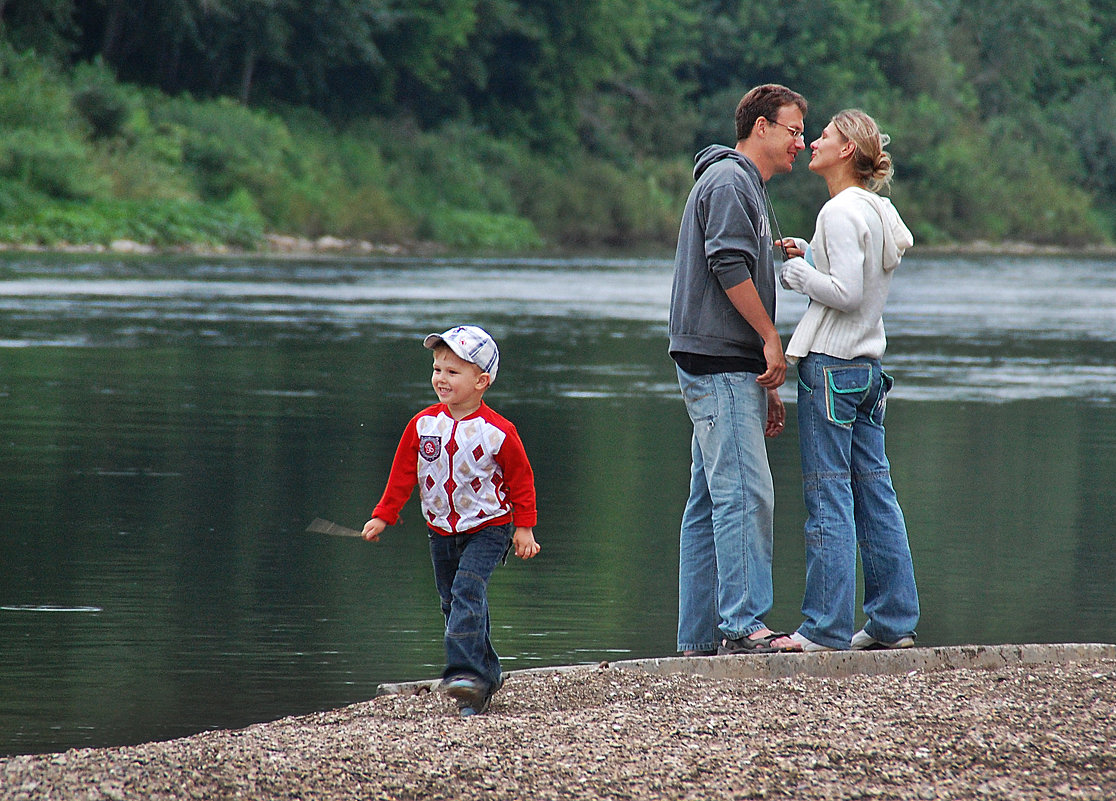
[2,234,1115,260]
[3,650,1113,801]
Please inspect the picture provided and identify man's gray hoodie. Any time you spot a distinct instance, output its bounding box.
[668,144,776,366]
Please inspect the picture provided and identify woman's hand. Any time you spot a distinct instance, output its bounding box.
[780,257,813,293]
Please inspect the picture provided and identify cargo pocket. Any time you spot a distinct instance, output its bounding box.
[823,364,871,427]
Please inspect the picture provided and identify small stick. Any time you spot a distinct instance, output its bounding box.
[305,518,364,538]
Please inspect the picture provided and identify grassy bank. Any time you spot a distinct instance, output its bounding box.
[0,49,687,254]
[1,46,1111,255]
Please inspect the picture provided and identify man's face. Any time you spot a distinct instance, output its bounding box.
[767,105,807,175]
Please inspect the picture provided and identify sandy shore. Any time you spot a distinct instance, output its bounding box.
[2,648,1113,801]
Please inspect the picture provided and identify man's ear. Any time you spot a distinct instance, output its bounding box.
[476,372,492,390]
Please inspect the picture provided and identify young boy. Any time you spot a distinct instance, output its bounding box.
[362,325,540,716]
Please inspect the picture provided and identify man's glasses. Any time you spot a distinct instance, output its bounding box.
[766,118,805,141]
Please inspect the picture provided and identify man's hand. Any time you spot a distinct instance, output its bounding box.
[723,279,786,389]
[764,388,786,437]
[777,237,808,259]
[756,336,786,389]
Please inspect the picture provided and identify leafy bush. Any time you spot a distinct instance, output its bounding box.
[0,128,109,199]
[0,195,264,248]
[71,58,138,140]
[0,44,108,200]
[515,155,681,248]
[0,43,77,130]
[421,208,542,251]
[150,95,296,203]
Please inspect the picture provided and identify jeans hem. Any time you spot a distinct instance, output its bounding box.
[678,642,717,653]
[794,622,853,650]
[719,623,768,641]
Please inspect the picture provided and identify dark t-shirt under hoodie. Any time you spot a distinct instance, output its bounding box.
[668,145,776,376]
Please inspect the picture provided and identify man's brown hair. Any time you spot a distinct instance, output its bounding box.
[735,84,808,142]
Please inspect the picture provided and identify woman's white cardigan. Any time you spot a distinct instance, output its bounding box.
[781,187,914,362]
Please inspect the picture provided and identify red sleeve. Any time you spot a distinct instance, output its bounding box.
[495,422,537,527]
[371,416,419,525]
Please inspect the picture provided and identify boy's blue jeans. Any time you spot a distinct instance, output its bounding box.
[428,522,512,691]
[795,353,920,650]
[675,366,775,652]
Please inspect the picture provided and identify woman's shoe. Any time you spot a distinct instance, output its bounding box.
[851,629,915,650]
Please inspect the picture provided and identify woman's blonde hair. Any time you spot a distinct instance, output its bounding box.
[832,109,893,192]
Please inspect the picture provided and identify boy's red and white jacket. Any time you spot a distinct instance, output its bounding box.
[372,402,537,536]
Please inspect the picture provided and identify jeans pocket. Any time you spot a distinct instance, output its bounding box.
[823,364,872,427]
[797,364,814,395]
[870,370,894,425]
[678,369,717,424]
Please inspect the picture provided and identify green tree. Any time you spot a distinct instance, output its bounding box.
[952,0,1096,115]
[0,0,74,61]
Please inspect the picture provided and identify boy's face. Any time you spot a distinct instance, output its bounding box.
[431,347,488,411]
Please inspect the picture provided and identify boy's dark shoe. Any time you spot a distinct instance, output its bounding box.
[441,674,493,717]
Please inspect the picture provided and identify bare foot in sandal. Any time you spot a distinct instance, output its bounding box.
[769,635,803,652]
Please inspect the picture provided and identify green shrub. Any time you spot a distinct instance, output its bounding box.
[150,95,295,202]
[0,44,108,200]
[0,196,263,248]
[420,208,542,251]
[71,58,138,140]
[0,128,108,199]
[514,155,681,248]
[0,43,78,131]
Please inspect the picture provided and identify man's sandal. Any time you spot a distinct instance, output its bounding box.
[716,630,794,655]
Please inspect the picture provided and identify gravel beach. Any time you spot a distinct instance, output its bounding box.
[3,653,1113,801]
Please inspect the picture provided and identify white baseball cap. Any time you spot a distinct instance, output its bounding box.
[423,325,500,382]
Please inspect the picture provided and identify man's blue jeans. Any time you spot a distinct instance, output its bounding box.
[428,522,512,690]
[676,366,775,652]
[795,353,920,649]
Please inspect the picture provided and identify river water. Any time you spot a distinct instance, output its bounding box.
[0,251,1113,755]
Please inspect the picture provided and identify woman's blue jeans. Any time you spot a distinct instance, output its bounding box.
[795,353,920,650]
[428,523,512,690]
[676,366,775,652]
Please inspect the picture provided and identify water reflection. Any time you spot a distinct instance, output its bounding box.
[0,252,1113,755]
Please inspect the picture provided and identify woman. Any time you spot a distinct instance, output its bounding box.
[773,109,920,652]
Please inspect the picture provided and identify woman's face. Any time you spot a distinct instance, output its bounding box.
[808,121,852,175]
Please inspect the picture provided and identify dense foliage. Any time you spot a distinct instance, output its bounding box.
[1,0,1114,250]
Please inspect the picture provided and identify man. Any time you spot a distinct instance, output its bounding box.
[669,83,807,655]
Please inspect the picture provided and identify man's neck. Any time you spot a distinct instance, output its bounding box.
[735,141,771,182]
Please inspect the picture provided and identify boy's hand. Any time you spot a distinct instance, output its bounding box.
[513,527,540,559]
[362,518,387,542]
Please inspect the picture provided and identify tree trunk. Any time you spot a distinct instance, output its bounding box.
[100,0,127,60]
[238,47,256,104]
